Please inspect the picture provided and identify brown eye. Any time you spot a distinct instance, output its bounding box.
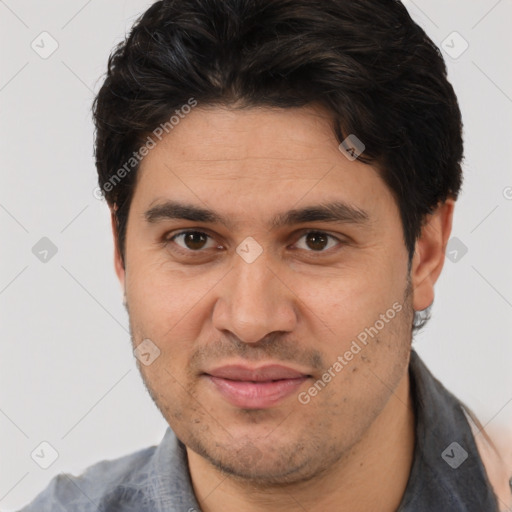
[294,231,340,252]
[305,232,328,251]
[171,231,213,251]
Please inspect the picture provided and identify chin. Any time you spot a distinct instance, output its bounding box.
[187,433,341,487]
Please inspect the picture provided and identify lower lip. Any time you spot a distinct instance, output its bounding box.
[206,375,309,409]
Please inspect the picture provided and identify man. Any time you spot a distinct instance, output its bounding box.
[20,0,511,510]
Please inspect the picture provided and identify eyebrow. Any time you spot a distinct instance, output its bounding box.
[272,202,369,228]
[145,201,221,224]
[144,200,370,229]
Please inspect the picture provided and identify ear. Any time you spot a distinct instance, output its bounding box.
[110,208,126,291]
[410,199,455,312]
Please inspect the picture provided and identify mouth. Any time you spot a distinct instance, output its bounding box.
[203,364,312,409]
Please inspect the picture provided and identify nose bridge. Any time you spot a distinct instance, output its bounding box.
[234,250,275,302]
[213,246,296,343]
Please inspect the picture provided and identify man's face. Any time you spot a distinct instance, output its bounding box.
[118,105,416,484]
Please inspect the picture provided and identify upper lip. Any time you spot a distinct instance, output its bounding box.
[205,364,310,381]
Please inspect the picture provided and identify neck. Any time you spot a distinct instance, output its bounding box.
[187,371,415,512]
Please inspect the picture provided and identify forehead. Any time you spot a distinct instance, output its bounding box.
[132,105,396,223]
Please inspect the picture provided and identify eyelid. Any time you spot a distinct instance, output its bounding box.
[166,229,221,251]
[163,226,216,240]
[291,230,345,252]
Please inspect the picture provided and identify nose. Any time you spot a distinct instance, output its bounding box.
[212,249,298,344]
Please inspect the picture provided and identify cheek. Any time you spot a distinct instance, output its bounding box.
[125,258,192,338]
[293,260,406,347]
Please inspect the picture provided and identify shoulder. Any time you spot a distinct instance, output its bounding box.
[470,421,512,512]
[19,445,158,511]
[403,352,509,510]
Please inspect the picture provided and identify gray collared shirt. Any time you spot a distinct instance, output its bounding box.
[19,350,501,511]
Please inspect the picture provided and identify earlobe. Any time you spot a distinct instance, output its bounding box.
[411,199,455,312]
[110,208,126,290]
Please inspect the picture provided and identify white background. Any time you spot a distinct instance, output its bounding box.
[1,0,511,510]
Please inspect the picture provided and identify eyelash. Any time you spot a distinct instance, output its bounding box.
[164,230,344,256]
